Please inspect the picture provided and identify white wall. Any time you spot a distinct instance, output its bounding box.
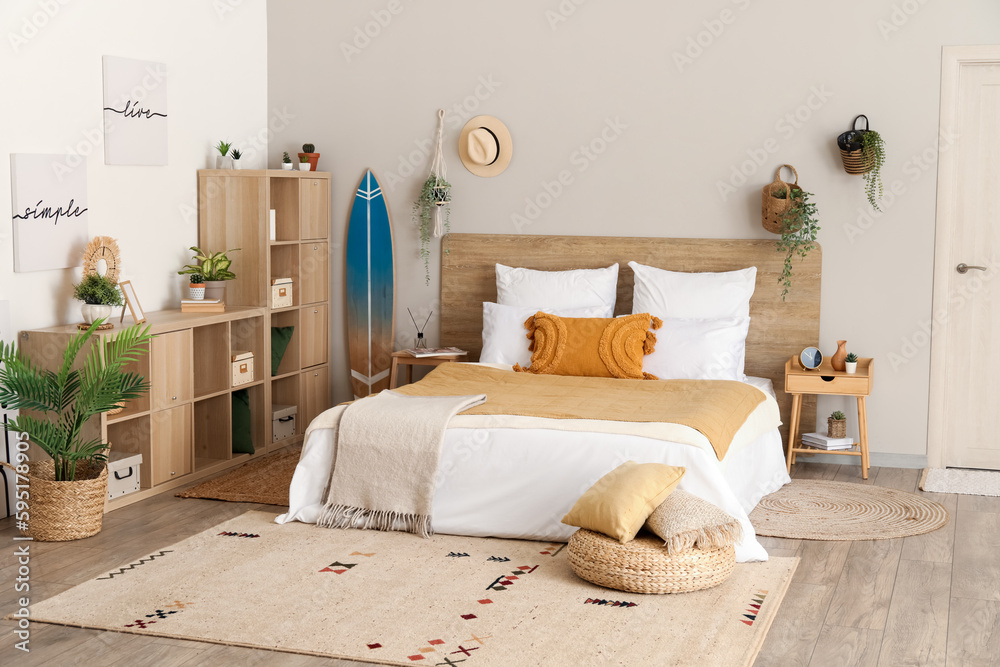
[0,0,268,332]
[267,0,1000,463]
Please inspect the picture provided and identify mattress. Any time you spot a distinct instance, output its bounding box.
[276,376,790,562]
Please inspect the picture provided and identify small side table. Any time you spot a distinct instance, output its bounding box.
[389,350,468,389]
[784,356,874,479]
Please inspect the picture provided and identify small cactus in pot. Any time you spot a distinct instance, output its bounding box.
[828,410,847,439]
[845,352,859,375]
[188,273,206,300]
[298,143,320,171]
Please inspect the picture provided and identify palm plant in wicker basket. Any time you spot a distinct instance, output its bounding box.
[0,321,154,481]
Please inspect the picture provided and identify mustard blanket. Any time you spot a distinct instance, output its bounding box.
[392,364,768,460]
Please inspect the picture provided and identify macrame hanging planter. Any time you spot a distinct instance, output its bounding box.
[412,109,453,285]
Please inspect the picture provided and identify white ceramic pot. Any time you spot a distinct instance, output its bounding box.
[281,163,294,170]
[216,156,234,169]
[81,304,112,324]
[297,162,311,171]
[232,159,242,170]
[188,285,206,300]
[845,361,858,374]
[204,280,226,302]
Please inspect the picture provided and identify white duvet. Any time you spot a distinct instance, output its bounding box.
[276,373,790,562]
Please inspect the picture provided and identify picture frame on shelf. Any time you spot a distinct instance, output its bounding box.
[119,280,146,324]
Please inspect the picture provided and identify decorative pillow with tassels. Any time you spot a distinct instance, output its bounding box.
[513,312,661,380]
[643,489,743,554]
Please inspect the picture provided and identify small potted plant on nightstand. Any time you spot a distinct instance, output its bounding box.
[298,154,311,171]
[298,143,320,171]
[215,140,233,169]
[188,273,206,300]
[828,410,847,438]
[231,148,243,170]
[281,151,293,170]
[73,273,124,324]
[845,353,858,374]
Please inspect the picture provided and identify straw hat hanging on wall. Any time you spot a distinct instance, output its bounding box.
[459,115,512,177]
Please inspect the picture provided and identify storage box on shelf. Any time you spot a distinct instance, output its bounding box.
[272,404,297,442]
[198,169,331,447]
[231,351,254,387]
[18,307,268,510]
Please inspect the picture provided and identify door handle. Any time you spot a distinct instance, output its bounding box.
[957,263,987,274]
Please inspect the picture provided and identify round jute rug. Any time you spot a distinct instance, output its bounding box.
[749,480,949,540]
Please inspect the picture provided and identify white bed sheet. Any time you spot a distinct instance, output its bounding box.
[276,376,790,563]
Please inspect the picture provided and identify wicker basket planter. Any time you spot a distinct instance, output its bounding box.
[761,164,802,234]
[567,529,735,594]
[828,418,847,439]
[16,461,108,541]
[837,115,875,175]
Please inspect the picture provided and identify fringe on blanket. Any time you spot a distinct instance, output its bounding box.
[317,502,434,539]
[661,521,744,555]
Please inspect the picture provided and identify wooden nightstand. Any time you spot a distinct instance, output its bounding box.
[784,356,874,479]
[389,350,468,389]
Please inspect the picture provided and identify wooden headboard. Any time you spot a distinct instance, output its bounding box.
[440,234,822,444]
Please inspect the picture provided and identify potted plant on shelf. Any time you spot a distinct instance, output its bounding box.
[0,321,154,540]
[282,151,293,170]
[73,273,124,324]
[828,410,847,439]
[298,154,311,171]
[215,140,234,169]
[412,174,452,285]
[297,143,320,171]
[188,273,206,300]
[177,247,239,302]
[773,187,820,301]
[231,148,243,170]
[845,352,858,374]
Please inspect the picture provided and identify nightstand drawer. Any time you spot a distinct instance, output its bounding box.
[785,373,871,396]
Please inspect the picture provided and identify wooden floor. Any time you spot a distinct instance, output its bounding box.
[0,462,995,666]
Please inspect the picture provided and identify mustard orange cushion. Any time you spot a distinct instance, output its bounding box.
[514,312,661,380]
[562,461,687,543]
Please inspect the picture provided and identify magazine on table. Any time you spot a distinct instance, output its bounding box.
[402,347,467,358]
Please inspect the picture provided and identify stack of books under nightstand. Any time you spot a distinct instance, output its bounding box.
[800,432,855,451]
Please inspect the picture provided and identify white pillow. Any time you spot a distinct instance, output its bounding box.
[643,317,751,381]
[480,302,608,367]
[495,263,619,317]
[629,262,756,320]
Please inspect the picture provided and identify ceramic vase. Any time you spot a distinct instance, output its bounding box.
[831,340,848,372]
[204,280,226,302]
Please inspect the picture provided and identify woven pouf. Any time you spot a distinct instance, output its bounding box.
[567,529,735,594]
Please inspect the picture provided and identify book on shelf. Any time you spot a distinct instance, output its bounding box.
[801,432,855,450]
[401,346,467,358]
[181,301,225,313]
[181,298,222,304]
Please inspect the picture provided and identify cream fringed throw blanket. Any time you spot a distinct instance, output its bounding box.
[316,390,487,538]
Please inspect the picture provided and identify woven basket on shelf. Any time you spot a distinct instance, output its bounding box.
[567,529,735,594]
[4,461,108,541]
[761,164,802,234]
[837,115,875,175]
[828,418,847,439]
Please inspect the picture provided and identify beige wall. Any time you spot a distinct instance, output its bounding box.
[0,0,269,332]
[267,0,1000,463]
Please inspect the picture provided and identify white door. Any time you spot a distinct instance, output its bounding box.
[928,47,1000,469]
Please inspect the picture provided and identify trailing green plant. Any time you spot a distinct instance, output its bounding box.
[215,140,232,156]
[846,352,858,363]
[0,321,154,481]
[282,151,291,164]
[189,273,205,285]
[299,154,309,163]
[230,148,243,160]
[72,273,124,306]
[177,247,239,281]
[302,143,315,153]
[773,188,820,301]
[830,411,846,421]
[412,175,452,286]
[861,130,885,211]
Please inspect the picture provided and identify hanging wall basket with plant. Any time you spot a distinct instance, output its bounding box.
[761,164,802,234]
[837,114,886,211]
[412,109,452,286]
[761,164,820,300]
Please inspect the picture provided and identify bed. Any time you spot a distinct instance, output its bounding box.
[277,234,822,563]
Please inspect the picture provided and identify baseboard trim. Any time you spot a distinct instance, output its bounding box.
[795,452,927,469]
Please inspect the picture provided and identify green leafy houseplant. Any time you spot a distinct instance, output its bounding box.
[282,151,291,164]
[773,188,820,301]
[830,411,846,421]
[412,175,452,285]
[846,352,858,363]
[73,274,124,306]
[861,131,886,211]
[215,140,232,156]
[230,148,243,160]
[177,247,239,281]
[0,321,154,481]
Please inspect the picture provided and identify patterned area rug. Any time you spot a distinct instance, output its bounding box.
[920,468,1000,496]
[27,511,798,666]
[750,480,949,540]
[175,447,300,506]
